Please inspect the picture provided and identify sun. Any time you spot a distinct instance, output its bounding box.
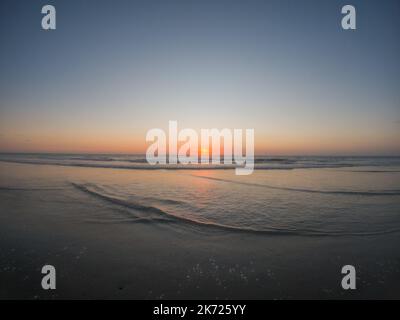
[200,147,210,156]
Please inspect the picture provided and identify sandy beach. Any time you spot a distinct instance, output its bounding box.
[1,160,399,299]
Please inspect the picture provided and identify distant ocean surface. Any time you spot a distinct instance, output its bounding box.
[1,154,400,237]
[1,153,400,170]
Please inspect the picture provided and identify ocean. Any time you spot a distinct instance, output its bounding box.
[1,154,400,235]
[0,154,399,298]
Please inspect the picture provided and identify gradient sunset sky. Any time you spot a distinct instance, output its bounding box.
[0,0,399,155]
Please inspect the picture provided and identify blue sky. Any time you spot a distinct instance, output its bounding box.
[0,0,399,154]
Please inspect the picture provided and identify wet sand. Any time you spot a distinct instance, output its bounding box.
[0,162,399,299]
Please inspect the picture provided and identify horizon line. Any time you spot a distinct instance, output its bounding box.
[0,151,400,157]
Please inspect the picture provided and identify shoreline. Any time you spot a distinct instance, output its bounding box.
[0,161,399,299]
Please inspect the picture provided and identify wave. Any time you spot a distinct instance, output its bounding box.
[71,182,400,237]
[83,217,174,224]
[0,158,385,171]
[0,186,63,191]
[339,170,400,173]
[71,183,175,219]
[2,154,400,172]
[0,158,232,169]
[190,175,400,196]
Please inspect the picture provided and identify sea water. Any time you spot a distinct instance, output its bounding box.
[1,154,399,237]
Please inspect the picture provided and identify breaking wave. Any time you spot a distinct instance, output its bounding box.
[190,175,400,196]
[2,154,400,171]
[71,182,400,237]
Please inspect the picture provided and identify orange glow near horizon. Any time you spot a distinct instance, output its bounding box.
[200,147,209,156]
[0,126,399,155]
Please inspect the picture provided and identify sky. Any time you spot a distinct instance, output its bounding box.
[0,0,399,155]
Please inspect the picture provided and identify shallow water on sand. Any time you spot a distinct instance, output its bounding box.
[1,157,399,237]
[1,160,400,299]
